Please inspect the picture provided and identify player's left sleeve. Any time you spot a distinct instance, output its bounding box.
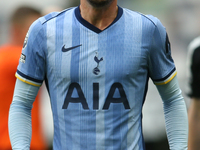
[148,16,177,85]
[156,76,188,150]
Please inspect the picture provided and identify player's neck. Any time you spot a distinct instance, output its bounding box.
[80,1,118,30]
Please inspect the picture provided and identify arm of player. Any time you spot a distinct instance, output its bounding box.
[156,75,188,150]
[8,79,40,149]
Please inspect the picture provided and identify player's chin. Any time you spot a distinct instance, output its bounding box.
[87,0,114,8]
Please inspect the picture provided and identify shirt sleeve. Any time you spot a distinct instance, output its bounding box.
[15,18,46,87]
[9,79,40,149]
[156,76,188,150]
[147,16,177,85]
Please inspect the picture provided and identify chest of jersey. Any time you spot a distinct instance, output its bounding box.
[46,28,149,111]
[44,12,153,112]
[46,26,148,82]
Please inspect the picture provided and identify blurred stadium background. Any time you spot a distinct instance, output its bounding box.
[1,0,199,149]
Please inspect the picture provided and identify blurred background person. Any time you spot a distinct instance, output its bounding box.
[0,6,48,150]
[186,36,200,150]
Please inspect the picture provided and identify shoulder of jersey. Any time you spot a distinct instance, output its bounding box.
[39,7,75,25]
[124,8,159,27]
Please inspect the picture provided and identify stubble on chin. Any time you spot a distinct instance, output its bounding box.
[86,0,114,8]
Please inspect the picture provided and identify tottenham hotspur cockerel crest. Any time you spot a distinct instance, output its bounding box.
[93,52,103,75]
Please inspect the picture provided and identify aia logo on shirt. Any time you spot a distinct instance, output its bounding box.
[62,82,130,110]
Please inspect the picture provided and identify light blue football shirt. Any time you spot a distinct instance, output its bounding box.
[16,6,176,150]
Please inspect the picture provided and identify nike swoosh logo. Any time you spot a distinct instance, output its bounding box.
[62,44,82,52]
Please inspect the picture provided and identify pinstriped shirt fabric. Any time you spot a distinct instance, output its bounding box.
[15,6,176,150]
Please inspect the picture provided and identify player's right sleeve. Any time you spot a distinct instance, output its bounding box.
[16,17,46,87]
[9,79,40,149]
[9,17,46,149]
